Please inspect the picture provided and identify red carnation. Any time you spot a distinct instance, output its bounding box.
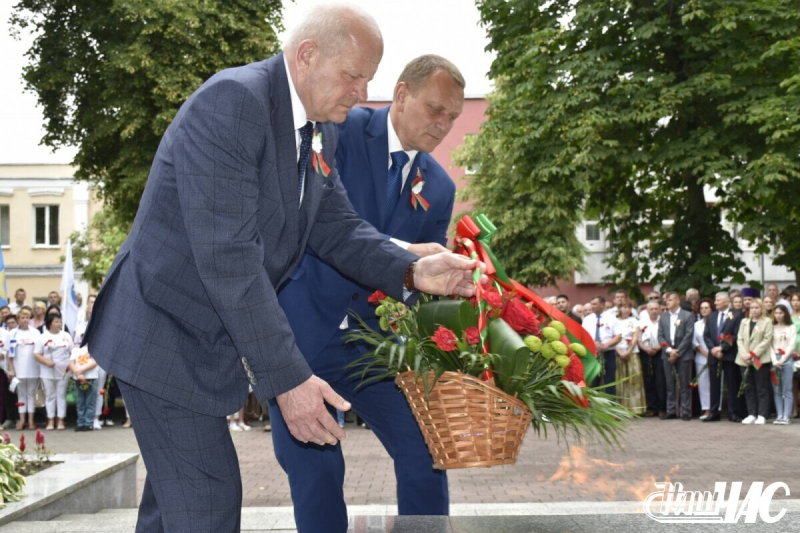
[431,326,458,351]
[19,434,25,453]
[35,429,45,446]
[499,299,541,335]
[103,407,111,416]
[660,342,669,348]
[465,327,481,346]
[368,291,387,305]
[2,433,10,444]
[564,355,585,384]
[100,389,106,396]
[15,402,24,407]
[689,383,698,389]
[483,288,503,308]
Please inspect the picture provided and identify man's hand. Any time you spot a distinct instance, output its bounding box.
[275,375,350,446]
[407,242,449,257]
[711,346,722,357]
[413,253,487,297]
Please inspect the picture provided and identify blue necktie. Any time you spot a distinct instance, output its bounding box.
[594,313,601,341]
[385,151,409,226]
[297,121,314,202]
[718,311,724,334]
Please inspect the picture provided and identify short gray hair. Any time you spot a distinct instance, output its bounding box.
[397,54,465,94]
[284,4,381,57]
[716,291,730,301]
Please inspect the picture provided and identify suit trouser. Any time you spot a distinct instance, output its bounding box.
[592,350,618,397]
[269,337,448,533]
[708,357,723,414]
[723,360,746,419]
[118,380,242,533]
[741,363,772,418]
[640,352,665,413]
[664,358,692,417]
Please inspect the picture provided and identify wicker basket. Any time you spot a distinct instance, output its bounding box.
[395,370,533,469]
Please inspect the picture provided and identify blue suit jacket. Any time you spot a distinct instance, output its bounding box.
[278,106,456,365]
[83,54,417,416]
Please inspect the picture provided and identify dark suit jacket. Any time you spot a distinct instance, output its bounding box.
[278,106,455,363]
[84,53,417,416]
[657,309,695,361]
[703,308,744,363]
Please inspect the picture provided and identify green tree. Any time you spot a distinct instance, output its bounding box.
[11,0,285,283]
[461,0,799,296]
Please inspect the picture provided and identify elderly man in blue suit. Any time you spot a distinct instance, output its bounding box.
[273,55,465,532]
[83,7,483,533]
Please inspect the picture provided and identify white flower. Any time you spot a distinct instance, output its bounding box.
[312,132,323,154]
[412,179,425,195]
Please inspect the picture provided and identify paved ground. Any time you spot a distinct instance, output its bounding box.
[6,414,799,507]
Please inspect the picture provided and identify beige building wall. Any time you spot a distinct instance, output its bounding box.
[0,164,99,306]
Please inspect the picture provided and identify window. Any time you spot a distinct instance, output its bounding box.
[585,223,601,241]
[0,205,8,246]
[34,205,59,246]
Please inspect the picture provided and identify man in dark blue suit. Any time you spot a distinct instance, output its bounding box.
[83,8,483,533]
[274,55,465,532]
[703,291,745,422]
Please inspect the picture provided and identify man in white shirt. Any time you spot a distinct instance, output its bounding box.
[8,289,26,315]
[638,301,666,417]
[582,295,621,396]
[766,283,792,312]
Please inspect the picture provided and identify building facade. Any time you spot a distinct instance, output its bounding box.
[0,164,97,306]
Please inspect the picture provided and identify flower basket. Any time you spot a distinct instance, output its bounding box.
[396,370,533,469]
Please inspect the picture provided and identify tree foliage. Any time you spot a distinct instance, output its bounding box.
[11,0,285,282]
[461,0,799,296]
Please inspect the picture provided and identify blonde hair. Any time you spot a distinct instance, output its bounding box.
[17,307,32,318]
[34,301,47,310]
[749,298,767,319]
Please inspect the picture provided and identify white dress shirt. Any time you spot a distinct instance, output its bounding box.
[581,312,617,346]
[283,56,315,205]
[669,309,680,345]
[638,315,660,349]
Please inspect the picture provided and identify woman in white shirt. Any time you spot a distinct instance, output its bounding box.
[34,314,73,430]
[771,305,797,425]
[7,307,41,430]
[614,302,645,414]
[692,298,714,420]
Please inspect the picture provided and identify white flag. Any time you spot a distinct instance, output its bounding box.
[60,238,79,334]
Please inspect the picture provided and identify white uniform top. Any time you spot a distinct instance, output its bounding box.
[73,320,88,345]
[0,329,8,372]
[38,330,74,380]
[9,327,42,379]
[614,317,640,354]
[70,346,99,380]
[582,312,618,346]
[638,315,661,350]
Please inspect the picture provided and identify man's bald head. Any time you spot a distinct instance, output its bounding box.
[284,4,383,123]
[284,4,382,58]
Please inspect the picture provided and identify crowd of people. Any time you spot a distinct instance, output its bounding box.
[0,288,258,434]
[0,287,134,432]
[549,283,800,424]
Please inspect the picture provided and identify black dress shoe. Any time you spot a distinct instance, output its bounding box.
[681,414,691,421]
[661,413,678,420]
[702,415,721,422]
[643,411,658,418]
[729,416,743,423]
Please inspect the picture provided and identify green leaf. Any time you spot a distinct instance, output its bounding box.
[416,300,478,338]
